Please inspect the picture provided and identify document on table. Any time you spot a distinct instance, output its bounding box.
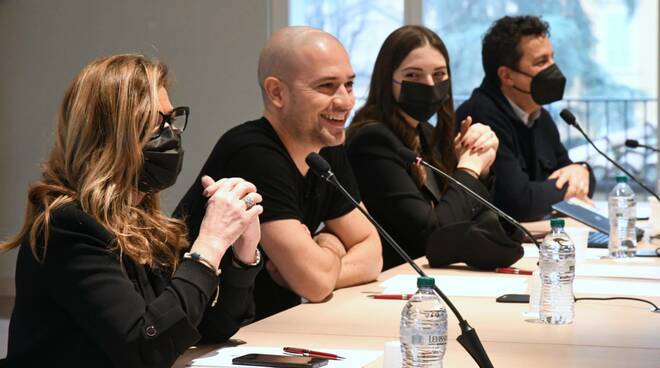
[574,278,660,296]
[522,244,540,258]
[188,346,382,367]
[380,274,660,297]
[575,263,660,280]
[522,244,660,280]
[380,274,528,297]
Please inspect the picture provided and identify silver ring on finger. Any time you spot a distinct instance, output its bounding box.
[242,194,255,210]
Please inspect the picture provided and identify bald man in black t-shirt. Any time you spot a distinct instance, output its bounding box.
[176,27,382,320]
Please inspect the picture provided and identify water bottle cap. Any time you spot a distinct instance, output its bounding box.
[615,175,628,183]
[417,276,435,288]
[550,218,565,228]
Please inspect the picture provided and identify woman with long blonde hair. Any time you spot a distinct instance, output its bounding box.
[1,54,263,367]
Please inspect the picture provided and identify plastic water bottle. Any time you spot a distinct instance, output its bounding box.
[539,218,575,324]
[608,175,637,258]
[400,276,447,367]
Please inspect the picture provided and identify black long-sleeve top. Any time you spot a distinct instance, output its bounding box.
[455,79,596,221]
[1,203,261,368]
[346,122,522,270]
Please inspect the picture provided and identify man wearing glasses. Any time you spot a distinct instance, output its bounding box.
[175,27,382,320]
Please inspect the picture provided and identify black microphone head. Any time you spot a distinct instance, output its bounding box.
[397,146,419,165]
[559,108,577,126]
[625,139,640,148]
[305,152,332,179]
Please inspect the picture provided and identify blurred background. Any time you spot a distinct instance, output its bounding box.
[290,0,659,197]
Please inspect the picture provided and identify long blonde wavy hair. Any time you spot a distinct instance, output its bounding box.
[0,54,188,271]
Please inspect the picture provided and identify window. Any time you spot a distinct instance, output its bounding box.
[424,0,658,194]
[285,0,659,194]
[290,0,404,108]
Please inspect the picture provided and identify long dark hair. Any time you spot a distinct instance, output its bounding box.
[348,25,457,189]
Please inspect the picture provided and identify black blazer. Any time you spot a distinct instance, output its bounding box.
[456,79,596,221]
[346,122,522,270]
[1,204,261,368]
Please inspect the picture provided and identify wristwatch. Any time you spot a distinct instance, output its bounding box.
[232,248,261,269]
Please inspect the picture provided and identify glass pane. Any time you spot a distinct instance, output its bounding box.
[290,0,404,120]
[424,0,658,195]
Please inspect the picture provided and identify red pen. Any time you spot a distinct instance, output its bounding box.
[495,267,533,275]
[283,347,345,360]
[367,294,413,300]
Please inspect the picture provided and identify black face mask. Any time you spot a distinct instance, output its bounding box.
[396,79,450,123]
[512,63,566,105]
[138,127,184,193]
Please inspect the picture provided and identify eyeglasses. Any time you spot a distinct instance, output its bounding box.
[154,106,189,137]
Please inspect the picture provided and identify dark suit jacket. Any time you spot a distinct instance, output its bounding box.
[346,122,522,270]
[455,79,595,221]
[1,204,261,368]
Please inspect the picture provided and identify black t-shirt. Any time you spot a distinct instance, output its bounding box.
[175,117,360,320]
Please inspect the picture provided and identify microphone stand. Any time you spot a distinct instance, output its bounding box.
[637,144,660,153]
[626,142,660,153]
[561,110,660,202]
[397,148,542,249]
[320,171,495,368]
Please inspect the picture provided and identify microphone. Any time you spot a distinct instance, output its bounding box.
[559,109,660,201]
[625,139,639,148]
[397,147,542,249]
[305,152,333,180]
[625,139,660,153]
[305,152,494,368]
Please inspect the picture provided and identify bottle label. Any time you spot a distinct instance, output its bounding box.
[423,310,443,318]
[401,328,447,345]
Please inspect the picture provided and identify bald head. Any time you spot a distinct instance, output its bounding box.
[258,26,345,99]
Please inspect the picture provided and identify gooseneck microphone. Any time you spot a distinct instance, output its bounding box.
[305,152,494,368]
[625,139,660,153]
[560,109,660,201]
[397,147,542,249]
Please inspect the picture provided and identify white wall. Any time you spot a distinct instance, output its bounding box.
[0,0,269,295]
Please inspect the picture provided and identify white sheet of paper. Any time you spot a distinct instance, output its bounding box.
[575,263,660,280]
[523,230,659,280]
[380,274,660,298]
[574,278,660,296]
[523,244,539,258]
[188,346,382,368]
[380,274,529,297]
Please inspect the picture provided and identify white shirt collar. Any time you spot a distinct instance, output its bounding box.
[505,96,541,128]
